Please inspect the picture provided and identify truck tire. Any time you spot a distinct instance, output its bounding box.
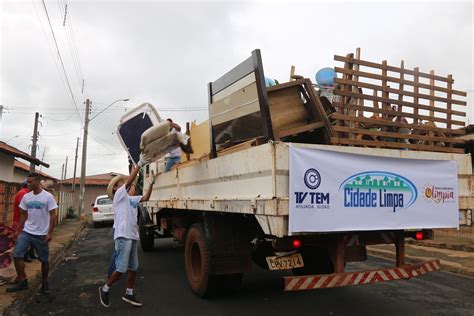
[292,246,334,276]
[185,223,214,297]
[138,205,154,252]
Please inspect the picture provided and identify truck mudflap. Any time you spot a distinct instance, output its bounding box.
[284,259,440,291]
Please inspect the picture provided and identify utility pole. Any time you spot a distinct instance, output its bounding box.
[39,148,46,172]
[79,99,90,218]
[72,137,79,191]
[29,112,40,172]
[64,156,68,180]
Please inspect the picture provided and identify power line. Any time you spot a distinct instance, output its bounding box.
[41,0,82,123]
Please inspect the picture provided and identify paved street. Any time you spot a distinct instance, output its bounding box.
[25,226,474,316]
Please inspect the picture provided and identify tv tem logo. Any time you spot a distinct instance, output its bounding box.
[295,169,330,208]
[304,168,321,190]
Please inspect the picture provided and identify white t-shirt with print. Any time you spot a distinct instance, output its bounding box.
[19,190,58,236]
[113,184,142,240]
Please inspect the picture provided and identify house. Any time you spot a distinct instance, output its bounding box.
[0,141,49,183]
[13,159,57,189]
[60,172,125,219]
[0,141,49,225]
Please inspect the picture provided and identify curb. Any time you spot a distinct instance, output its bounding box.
[406,240,474,253]
[3,221,87,316]
[367,247,474,279]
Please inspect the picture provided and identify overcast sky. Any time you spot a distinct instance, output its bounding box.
[0,0,473,179]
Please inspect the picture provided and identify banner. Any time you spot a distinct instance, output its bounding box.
[289,146,459,233]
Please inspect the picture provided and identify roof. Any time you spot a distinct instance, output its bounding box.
[61,172,125,186]
[13,160,57,181]
[0,141,49,168]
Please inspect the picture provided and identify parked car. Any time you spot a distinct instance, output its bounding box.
[92,195,114,227]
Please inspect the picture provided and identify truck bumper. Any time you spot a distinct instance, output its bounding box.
[284,259,440,291]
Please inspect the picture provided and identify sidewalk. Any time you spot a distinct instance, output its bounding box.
[0,220,86,316]
[367,243,474,278]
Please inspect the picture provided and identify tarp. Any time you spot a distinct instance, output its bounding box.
[289,146,459,233]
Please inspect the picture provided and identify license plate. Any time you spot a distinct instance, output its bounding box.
[266,253,304,271]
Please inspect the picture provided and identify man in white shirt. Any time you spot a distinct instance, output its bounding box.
[99,165,155,308]
[6,173,58,294]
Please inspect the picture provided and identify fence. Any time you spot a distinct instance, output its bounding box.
[57,191,73,223]
[331,49,468,153]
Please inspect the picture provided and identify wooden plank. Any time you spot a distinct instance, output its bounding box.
[429,70,435,146]
[331,137,465,154]
[381,60,390,121]
[330,113,465,135]
[333,78,466,106]
[397,60,405,115]
[303,79,334,140]
[267,79,306,92]
[414,67,419,125]
[334,89,466,117]
[332,103,465,126]
[332,126,465,144]
[335,67,466,97]
[447,74,453,147]
[278,122,326,138]
[334,55,456,85]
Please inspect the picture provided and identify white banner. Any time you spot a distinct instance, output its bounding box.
[289,146,459,233]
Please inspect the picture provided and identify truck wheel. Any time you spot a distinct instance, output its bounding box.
[292,247,334,276]
[184,223,215,297]
[138,206,154,252]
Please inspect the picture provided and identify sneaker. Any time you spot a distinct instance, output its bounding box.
[40,282,50,295]
[99,286,110,307]
[122,293,142,307]
[6,279,28,293]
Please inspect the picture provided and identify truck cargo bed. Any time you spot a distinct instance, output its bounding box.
[145,142,472,237]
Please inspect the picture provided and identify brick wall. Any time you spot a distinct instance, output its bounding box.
[0,180,21,226]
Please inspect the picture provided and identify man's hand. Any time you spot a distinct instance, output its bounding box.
[45,233,52,243]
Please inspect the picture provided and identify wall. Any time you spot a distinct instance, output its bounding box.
[0,153,14,183]
[64,185,108,220]
[0,180,21,225]
[12,167,28,183]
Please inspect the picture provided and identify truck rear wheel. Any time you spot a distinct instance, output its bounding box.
[184,223,243,297]
[292,246,334,276]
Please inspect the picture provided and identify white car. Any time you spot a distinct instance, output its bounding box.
[92,195,114,227]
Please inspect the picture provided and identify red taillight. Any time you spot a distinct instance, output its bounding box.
[415,231,423,240]
[93,207,99,212]
[293,239,302,248]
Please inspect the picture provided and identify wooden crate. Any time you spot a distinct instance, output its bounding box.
[267,79,332,141]
[331,49,467,154]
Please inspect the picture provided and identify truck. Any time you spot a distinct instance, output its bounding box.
[118,49,472,297]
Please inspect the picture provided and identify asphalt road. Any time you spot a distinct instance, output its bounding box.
[25,226,474,316]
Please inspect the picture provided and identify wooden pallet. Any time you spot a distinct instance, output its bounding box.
[331,49,467,153]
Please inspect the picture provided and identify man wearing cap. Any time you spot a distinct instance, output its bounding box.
[99,165,155,308]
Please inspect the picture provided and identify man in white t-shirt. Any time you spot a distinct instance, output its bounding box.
[99,165,155,308]
[6,173,58,294]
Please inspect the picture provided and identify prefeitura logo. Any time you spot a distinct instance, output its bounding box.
[339,171,418,213]
[423,184,455,204]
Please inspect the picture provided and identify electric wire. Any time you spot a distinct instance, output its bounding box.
[41,0,82,123]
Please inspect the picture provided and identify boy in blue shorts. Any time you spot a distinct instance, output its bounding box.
[99,165,155,307]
